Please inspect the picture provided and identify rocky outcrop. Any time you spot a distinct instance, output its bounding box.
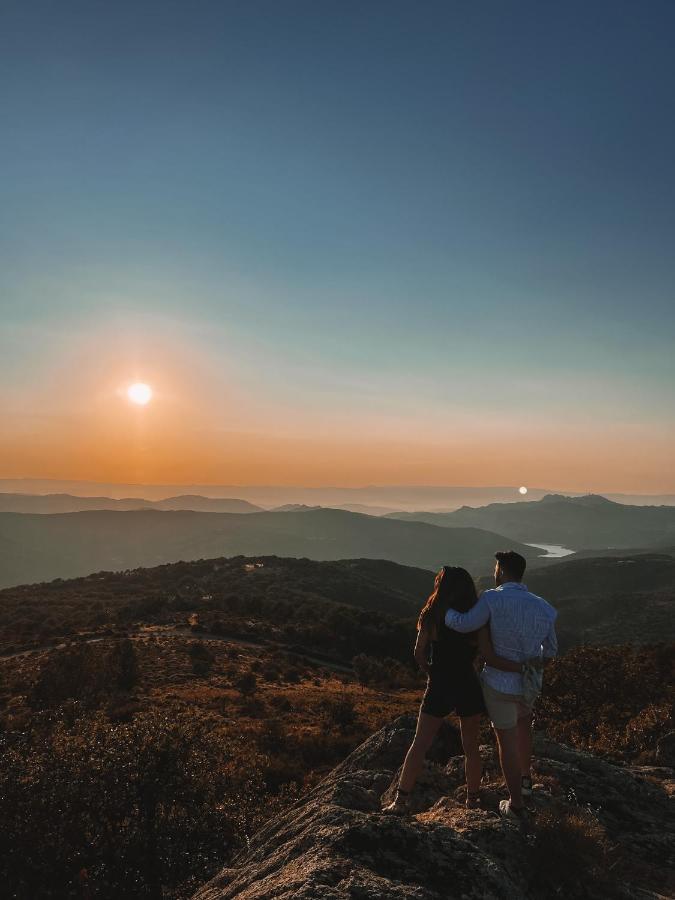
[657,731,675,768]
[194,716,674,899]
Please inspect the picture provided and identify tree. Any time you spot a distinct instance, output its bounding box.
[109,638,140,691]
[188,641,214,677]
[235,670,257,697]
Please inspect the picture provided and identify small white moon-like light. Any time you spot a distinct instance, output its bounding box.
[127,382,153,405]
[519,486,528,495]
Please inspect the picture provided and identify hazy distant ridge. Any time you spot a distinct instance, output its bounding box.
[0,507,540,589]
[389,494,675,550]
[5,479,674,510]
[0,493,263,514]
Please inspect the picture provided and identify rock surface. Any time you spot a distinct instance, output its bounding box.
[194,716,675,899]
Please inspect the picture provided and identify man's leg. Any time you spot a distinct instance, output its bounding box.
[495,726,524,809]
[517,710,533,779]
[483,683,525,811]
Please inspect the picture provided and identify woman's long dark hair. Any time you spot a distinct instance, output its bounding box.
[417,566,478,633]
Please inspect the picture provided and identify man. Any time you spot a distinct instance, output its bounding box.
[444,550,558,820]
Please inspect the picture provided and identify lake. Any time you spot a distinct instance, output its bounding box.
[525,542,576,559]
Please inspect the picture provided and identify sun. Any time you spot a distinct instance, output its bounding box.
[127,382,153,405]
[519,486,528,495]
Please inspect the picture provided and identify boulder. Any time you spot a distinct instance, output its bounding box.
[193,716,675,899]
[656,731,675,767]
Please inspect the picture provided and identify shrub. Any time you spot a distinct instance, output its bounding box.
[323,696,358,730]
[537,643,674,762]
[527,804,613,897]
[188,641,215,677]
[108,638,140,691]
[0,707,272,898]
[352,654,414,689]
[235,671,258,697]
[28,639,143,711]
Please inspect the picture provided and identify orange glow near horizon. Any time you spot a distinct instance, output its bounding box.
[1,322,674,494]
[2,420,675,492]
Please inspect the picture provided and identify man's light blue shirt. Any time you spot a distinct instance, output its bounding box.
[444,582,558,695]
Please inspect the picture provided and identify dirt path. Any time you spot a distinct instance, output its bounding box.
[0,625,354,674]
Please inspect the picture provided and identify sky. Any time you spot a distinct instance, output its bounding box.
[1,0,674,492]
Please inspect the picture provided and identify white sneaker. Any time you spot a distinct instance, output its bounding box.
[499,799,527,821]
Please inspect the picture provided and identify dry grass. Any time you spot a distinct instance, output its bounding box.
[528,803,616,898]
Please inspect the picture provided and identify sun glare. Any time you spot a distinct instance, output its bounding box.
[128,382,153,405]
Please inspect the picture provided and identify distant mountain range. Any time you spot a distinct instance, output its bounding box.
[388,494,675,550]
[5,479,675,510]
[0,507,540,589]
[0,493,263,514]
[0,493,398,517]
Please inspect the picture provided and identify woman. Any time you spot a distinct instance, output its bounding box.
[382,565,521,814]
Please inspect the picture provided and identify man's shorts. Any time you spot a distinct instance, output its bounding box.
[481,679,533,730]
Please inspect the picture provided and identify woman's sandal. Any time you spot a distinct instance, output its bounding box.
[465,791,482,809]
[382,788,410,815]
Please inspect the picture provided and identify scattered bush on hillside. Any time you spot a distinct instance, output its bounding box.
[259,661,281,681]
[29,639,140,710]
[352,653,418,690]
[0,707,276,899]
[323,696,358,729]
[527,803,613,898]
[188,640,215,677]
[537,643,673,763]
[235,670,258,697]
[108,638,140,690]
[0,556,419,664]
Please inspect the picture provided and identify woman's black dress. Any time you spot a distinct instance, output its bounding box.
[421,624,486,718]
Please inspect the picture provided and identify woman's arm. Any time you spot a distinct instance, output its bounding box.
[476,626,522,673]
[414,624,432,675]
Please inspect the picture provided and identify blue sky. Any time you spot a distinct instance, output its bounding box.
[1,1,674,488]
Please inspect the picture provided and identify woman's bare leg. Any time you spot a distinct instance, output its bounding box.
[397,711,443,793]
[459,714,482,795]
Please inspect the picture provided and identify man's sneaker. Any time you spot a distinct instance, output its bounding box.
[499,799,527,822]
[521,776,533,797]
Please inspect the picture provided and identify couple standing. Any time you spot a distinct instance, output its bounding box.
[383,550,557,820]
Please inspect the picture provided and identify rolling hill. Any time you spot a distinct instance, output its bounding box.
[0,554,437,657]
[3,542,673,656]
[0,507,540,589]
[388,493,675,550]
